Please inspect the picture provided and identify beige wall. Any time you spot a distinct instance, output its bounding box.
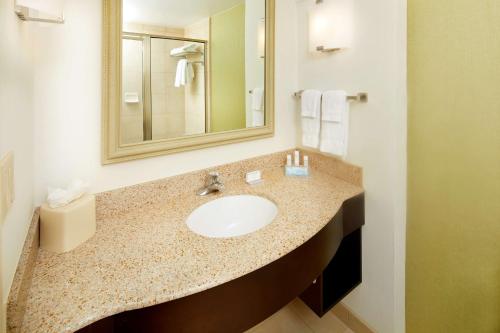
[150,37,186,139]
[3,3,412,333]
[121,38,144,144]
[121,22,208,140]
[3,3,408,333]
[296,0,407,331]
[1,0,297,324]
[245,0,265,127]
[122,23,188,141]
[407,1,500,332]
[184,18,209,135]
[123,23,183,38]
[0,0,35,327]
[32,0,297,205]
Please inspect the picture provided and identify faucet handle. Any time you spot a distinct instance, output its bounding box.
[208,171,221,183]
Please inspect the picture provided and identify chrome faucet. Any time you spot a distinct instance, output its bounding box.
[197,171,224,196]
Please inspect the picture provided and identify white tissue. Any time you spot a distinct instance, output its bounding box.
[47,179,89,209]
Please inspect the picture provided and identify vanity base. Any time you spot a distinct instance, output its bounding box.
[78,194,364,333]
[300,228,362,317]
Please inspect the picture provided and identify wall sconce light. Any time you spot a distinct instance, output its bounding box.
[309,0,353,53]
[15,0,65,24]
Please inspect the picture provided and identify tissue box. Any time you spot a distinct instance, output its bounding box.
[40,194,96,253]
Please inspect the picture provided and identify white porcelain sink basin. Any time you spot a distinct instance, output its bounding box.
[186,195,278,238]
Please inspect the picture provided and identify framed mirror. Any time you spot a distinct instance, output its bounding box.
[102,0,275,164]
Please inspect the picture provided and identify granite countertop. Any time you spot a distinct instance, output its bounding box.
[18,153,363,333]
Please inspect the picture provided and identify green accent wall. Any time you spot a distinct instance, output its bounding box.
[407,1,500,332]
[210,3,246,132]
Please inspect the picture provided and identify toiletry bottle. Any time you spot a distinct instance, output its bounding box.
[304,156,309,169]
[294,150,300,167]
[286,154,292,167]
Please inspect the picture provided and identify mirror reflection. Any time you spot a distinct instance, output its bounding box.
[121,0,266,145]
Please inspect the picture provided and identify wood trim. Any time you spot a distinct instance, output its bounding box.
[77,195,364,333]
[101,0,276,165]
[332,303,376,333]
[342,193,365,237]
[142,35,152,141]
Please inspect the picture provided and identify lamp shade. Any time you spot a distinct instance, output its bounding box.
[309,0,353,52]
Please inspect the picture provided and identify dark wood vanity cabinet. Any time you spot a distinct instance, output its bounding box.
[300,193,364,317]
[78,194,364,333]
[300,228,362,317]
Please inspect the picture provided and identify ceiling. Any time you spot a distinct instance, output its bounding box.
[123,0,246,28]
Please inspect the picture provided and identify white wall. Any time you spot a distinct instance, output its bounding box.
[184,18,209,135]
[296,0,407,332]
[0,0,35,321]
[33,0,298,204]
[8,1,406,332]
[245,0,266,126]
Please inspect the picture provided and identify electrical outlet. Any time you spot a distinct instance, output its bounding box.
[0,152,14,224]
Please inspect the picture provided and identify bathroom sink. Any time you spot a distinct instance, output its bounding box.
[186,195,278,238]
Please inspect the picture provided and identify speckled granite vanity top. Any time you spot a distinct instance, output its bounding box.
[11,150,363,333]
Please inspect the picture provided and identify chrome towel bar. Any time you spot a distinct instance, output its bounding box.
[293,90,368,103]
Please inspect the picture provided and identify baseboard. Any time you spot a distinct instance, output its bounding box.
[332,302,375,333]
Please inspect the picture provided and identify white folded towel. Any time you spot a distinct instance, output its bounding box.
[301,89,322,148]
[174,59,194,87]
[186,62,194,83]
[320,90,349,158]
[170,43,200,56]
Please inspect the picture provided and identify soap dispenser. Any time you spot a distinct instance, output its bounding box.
[285,151,310,177]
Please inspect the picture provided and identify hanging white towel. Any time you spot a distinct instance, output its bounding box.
[186,62,194,83]
[252,110,265,127]
[251,87,264,111]
[251,87,265,127]
[174,59,194,87]
[322,90,347,122]
[175,59,186,87]
[301,90,322,118]
[301,90,322,148]
[320,90,349,158]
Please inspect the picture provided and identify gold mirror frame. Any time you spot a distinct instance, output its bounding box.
[102,0,275,164]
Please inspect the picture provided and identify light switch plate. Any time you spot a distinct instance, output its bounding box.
[0,152,15,224]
